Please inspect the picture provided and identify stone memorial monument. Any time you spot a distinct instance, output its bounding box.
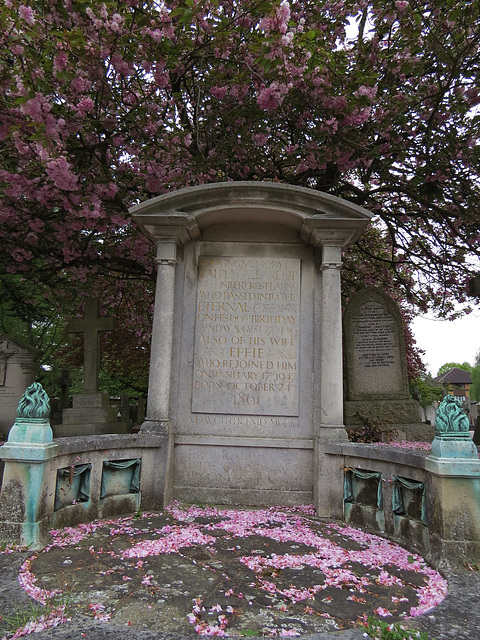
[343,287,432,441]
[54,299,127,437]
[0,335,39,440]
[130,182,372,511]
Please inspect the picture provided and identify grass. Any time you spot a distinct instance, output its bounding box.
[0,572,73,639]
[2,601,49,635]
[364,617,433,640]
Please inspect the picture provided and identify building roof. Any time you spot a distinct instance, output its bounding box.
[435,367,472,385]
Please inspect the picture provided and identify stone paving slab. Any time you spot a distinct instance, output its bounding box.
[0,506,479,639]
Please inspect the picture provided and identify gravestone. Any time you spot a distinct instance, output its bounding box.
[343,288,432,441]
[0,335,39,440]
[54,299,128,437]
[131,181,372,511]
[425,403,438,426]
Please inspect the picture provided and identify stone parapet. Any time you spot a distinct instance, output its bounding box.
[322,441,480,567]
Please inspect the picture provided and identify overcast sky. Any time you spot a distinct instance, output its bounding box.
[411,311,480,377]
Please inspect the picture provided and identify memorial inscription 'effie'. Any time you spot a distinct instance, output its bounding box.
[192,256,300,416]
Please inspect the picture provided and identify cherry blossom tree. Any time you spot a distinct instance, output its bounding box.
[1,0,479,383]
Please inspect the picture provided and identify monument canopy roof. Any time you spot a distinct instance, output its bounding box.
[130,182,373,249]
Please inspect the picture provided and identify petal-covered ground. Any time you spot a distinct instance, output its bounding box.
[12,504,446,637]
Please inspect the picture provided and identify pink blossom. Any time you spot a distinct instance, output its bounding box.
[109,13,124,33]
[211,86,228,100]
[253,133,269,147]
[257,82,288,110]
[19,5,35,24]
[356,85,378,101]
[53,52,69,73]
[22,94,52,121]
[77,98,94,116]
[281,32,294,46]
[276,1,291,33]
[46,157,78,191]
[395,1,409,12]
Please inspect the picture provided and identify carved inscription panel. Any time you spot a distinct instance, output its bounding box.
[353,301,397,369]
[352,301,402,395]
[192,256,300,416]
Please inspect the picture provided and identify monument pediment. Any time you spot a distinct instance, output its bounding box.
[130,182,373,248]
[0,334,39,356]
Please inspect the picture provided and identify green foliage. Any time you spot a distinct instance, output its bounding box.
[470,349,480,402]
[436,362,472,376]
[409,378,443,408]
[364,617,431,640]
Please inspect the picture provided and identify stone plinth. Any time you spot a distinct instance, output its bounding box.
[0,384,58,549]
[55,393,128,437]
[130,182,373,509]
[425,452,480,566]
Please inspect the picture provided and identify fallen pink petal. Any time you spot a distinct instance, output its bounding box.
[2,505,448,638]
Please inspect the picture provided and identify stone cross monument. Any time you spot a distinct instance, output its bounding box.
[55,299,127,437]
[68,298,115,394]
[0,341,17,386]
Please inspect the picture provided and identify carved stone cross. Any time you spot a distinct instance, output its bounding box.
[58,369,71,410]
[0,339,18,386]
[68,299,115,394]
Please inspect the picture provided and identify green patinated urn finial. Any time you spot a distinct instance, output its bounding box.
[16,382,50,420]
[435,394,470,437]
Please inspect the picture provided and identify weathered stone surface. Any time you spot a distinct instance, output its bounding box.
[56,393,127,437]
[343,288,426,434]
[174,441,313,505]
[343,288,410,401]
[344,399,423,427]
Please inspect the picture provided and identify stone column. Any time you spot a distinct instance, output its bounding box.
[314,243,347,517]
[319,244,346,438]
[141,241,178,434]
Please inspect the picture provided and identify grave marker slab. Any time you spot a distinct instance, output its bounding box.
[68,298,115,394]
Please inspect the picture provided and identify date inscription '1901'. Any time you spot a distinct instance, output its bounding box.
[191,256,301,416]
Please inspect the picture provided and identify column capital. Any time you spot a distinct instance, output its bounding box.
[156,240,178,263]
[320,261,343,271]
[155,258,177,267]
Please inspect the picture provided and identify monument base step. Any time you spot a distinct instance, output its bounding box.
[344,398,422,426]
[173,486,313,507]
